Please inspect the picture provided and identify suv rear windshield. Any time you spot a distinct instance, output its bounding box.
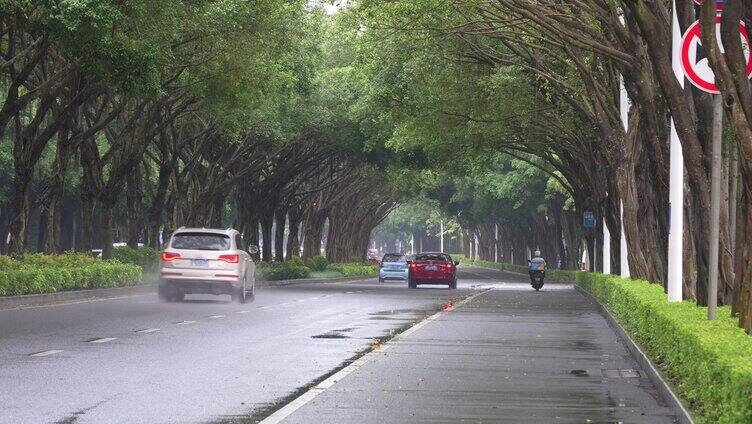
[415,253,450,262]
[171,233,231,251]
[382,254,406,263]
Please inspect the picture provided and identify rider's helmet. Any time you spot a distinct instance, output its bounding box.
[534,250,541,257]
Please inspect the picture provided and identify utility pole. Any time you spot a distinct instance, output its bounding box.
[667,0,684,302]
[708,94,723,320]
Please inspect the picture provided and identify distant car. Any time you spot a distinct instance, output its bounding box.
[408,252,459,289]
[367,248,381,264]
[92,242,144,257]
[158,228,258,303]
[379,253,408,283]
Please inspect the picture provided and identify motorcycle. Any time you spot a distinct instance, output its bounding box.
[529,269,545,291]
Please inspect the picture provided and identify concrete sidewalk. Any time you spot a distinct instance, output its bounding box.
[276,287,679,423]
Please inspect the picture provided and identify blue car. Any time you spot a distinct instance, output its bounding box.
[378,253,409,283]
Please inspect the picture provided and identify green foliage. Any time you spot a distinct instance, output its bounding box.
[577,273,752,423]
[305,255,329,272]
[0,262,142,296]
[326,263,379,277]
[463,258,577,282]
[113,246,160,273]
[256,260,311,281]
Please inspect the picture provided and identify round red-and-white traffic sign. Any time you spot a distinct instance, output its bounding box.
[692,0,725,10]
[680,16,752,94]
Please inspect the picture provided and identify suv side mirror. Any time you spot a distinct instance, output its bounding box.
[248,245,259,255]
[454,261,460,266]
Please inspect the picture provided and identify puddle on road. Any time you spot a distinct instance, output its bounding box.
[311,332,349,339]
[369,308,426,316]
[570,369,589,377]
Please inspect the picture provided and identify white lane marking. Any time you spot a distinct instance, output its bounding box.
[176,320,196,325]
[135,328,160,334]
[29,350,63,357]
[89,337,117,344]
[208,315,225,319]
[236,310,251,314]
[259,288,492,424]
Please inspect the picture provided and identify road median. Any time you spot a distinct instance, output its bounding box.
[0,275,374,310]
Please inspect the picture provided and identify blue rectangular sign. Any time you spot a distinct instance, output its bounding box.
[583,211,595,228]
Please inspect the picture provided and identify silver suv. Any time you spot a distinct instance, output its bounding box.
[158,228,258,303]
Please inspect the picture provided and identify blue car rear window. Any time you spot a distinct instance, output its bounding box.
[382,254,406,262]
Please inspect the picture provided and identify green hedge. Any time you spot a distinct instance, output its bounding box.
[305,255,329,272]
[577,272,752,423]
[113,246,160,273]
[0,262,143,296]
[257,257,311,281]
[465,257,577,282]
[326,262,379,277]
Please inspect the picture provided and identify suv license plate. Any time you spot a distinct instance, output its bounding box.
[425,265,437,271]
[192,259,209,266]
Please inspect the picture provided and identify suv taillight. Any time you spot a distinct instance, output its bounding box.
[161,252,181,261]
[218,254,239,263]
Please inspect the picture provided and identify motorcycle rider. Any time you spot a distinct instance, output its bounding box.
[528,250,546,286]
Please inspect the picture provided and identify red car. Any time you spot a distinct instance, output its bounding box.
[408,252,459,289]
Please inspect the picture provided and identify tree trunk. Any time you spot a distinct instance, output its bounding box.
[260,211,273,262]
[286,205,303,258]
[80,192,95,253]
[126,166,143,248]
[274,210,286,261]
[8,172,31,254]
[100,201,115,259]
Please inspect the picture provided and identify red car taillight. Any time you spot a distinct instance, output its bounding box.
[218,254,240,263]
[161,251,181,261]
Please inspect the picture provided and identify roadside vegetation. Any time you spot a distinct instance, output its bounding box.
[0,253,142,296]
[578,273,752,423]
[256,257,378,281]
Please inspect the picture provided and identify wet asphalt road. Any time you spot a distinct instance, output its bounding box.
[280,275,677,424]
[0,267,499,424]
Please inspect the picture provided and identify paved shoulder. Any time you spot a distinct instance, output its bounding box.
[277,287,678,423]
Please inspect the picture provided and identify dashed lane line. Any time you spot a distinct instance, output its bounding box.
[88,337,117,344]
[135,328,160,334]
[29,350,63,357]
[208,315,225,319]
[176,320,196,325]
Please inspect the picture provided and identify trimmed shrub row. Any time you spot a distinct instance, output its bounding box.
[326,263,379,277]
[577,272,752,423]
[256,258,379,281]
[305,255,329,272]
[113,246,160,273]
[464,257,577,282]
[0,263,143,296]
[257,257,312,281]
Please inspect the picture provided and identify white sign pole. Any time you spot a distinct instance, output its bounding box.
[494,223,498,263]
[603,218,611,274]
[667,0,684,302]
[440,220,444,253]
[619,78,631,278]
[617,13,631,279]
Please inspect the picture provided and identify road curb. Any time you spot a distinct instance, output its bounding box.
[0,275,375,310]
[0,284,158,310]
[575,286,694,424]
